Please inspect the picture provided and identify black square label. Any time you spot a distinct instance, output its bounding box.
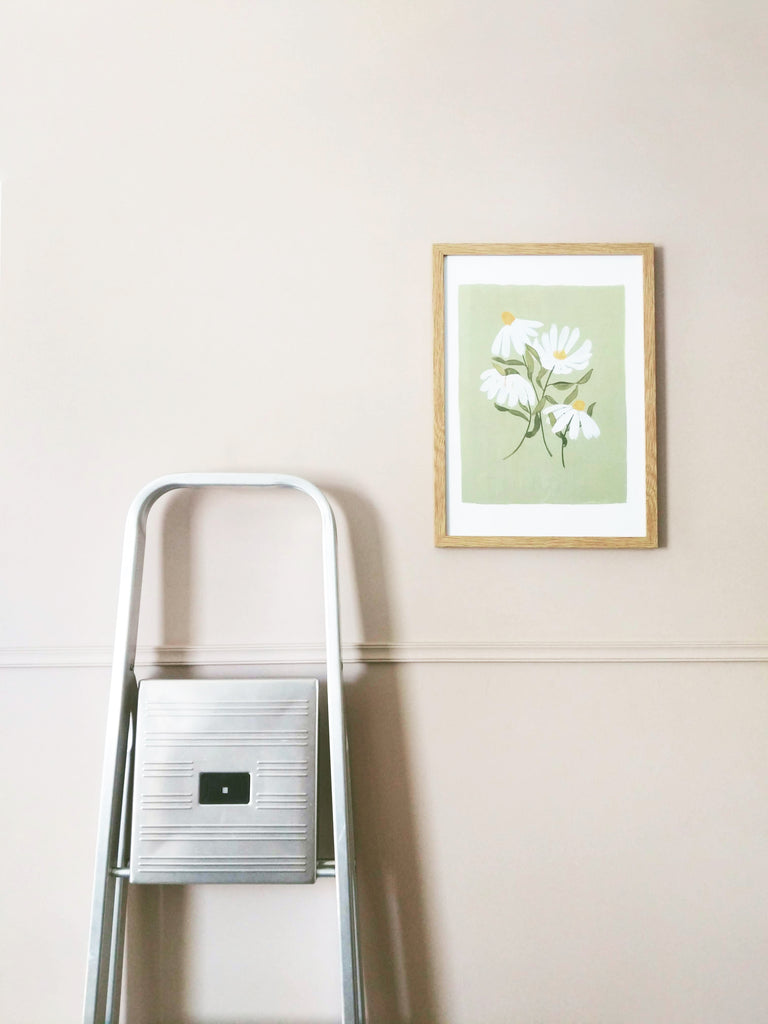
[199,772,251,805]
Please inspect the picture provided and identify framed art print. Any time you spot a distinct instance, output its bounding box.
[434,243,657,548]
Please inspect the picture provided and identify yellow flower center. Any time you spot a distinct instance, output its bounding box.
[501,312,515,325]
[553,349,567,360]
[572,400,586,411]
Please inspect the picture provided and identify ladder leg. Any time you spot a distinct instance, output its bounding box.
[346,740,366,1023]
[106,707,136,1022]
[328,725,362,1023]
[83,687,136,1023]
[104,877,129,1024]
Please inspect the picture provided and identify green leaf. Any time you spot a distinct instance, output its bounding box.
[563,388,578,405]
[575,368,593,386]
[533,396,549,414]
[492,356,525,368]
[536,366,547,387]
[551,380,575,391]
[587,401,597,416]
[525,344,541,367]
[502,366,522,377]
[494,403,528,420]
[524,348,535,376]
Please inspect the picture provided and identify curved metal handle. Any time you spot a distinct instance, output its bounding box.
[84,474,364,1023]
[117,473,343,677]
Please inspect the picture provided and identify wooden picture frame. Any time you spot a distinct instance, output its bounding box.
[434,243,657,548]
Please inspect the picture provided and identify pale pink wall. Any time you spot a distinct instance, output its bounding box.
[0,1,766,1021]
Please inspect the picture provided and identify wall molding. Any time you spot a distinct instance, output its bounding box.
[1,641,766,669]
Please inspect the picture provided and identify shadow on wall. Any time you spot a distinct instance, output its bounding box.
[122,483,438,1023]
[328,485,439,1024]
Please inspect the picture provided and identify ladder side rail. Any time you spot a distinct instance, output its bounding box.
[306,479,365,1024]
[105,706,137,1023]
[83,482,155,1024]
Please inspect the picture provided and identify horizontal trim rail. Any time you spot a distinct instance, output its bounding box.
[2,641,767,667]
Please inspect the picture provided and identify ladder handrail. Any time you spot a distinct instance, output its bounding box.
[83,473,364,1024]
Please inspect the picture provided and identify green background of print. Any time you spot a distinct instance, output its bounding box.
[459,285,627,504]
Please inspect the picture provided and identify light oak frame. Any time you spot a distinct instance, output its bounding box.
[433,243,658,548]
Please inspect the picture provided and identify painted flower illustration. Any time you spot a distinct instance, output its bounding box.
[480,311,603,468]
[544,400,601,440]
[491,312,543,359]
[480,368,535,409]
[537,325,592,375]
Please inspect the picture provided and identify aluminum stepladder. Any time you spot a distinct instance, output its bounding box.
[83,473,365,1024]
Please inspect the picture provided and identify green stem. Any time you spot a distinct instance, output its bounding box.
[503,404,533,460]
[534,368,555,457]
[560,435,567,468]
[540,414,553,457]
[501,365,556,462]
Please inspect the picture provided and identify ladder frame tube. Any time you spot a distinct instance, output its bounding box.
[83,473,364,1024]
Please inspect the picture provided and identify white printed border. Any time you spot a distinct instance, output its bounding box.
[444,253,648,538]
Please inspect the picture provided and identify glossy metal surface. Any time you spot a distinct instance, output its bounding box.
[130,677,319,885]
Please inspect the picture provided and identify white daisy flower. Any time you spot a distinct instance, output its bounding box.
[545,400,600,440]
[537,324,592,375]
[491,312,543,359]
[480,368,536,409]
